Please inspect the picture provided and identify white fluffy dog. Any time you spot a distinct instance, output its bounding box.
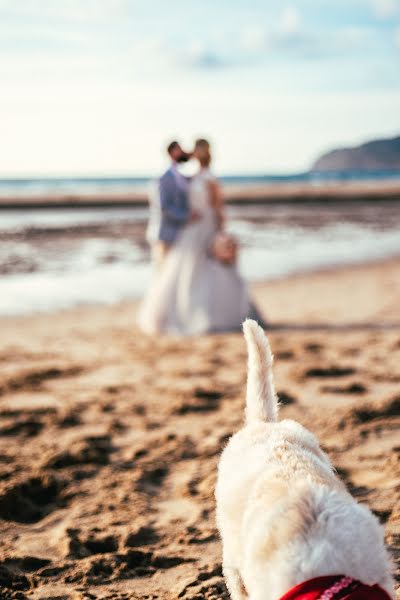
[215,320,394,600]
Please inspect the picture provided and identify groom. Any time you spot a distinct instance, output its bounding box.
[147,141,194,266]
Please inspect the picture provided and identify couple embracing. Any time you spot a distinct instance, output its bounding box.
[137,138,263,335]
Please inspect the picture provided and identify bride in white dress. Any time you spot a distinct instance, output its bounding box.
[137,139,263,335]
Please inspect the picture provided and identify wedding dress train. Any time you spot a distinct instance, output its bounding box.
[137,169,263,335]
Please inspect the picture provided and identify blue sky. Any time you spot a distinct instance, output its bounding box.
[0,0,399,175]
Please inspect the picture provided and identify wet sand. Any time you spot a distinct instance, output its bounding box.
[1,180,400,208]
[0,259,399,599]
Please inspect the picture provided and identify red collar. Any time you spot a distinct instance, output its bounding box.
[279,575,392,600]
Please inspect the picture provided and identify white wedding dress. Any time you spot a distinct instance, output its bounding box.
[137,169,262,335]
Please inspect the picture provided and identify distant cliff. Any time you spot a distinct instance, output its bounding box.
[312,135,400,171]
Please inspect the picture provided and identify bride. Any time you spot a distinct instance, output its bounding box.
[137,139,264,335]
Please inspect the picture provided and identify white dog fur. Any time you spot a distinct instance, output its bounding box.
[215,320,395,600]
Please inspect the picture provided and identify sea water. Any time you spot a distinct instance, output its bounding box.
[0,201,399,315]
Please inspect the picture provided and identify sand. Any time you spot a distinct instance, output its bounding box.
[0,259,399,600]
[1,180,400,208]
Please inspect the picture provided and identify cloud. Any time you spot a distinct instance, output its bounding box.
[0,0,130,23]
[333,26,377,50]
[0,0,397,84]
[181,42,229,69]
[0,0,133,59]
[239,11,378,63]
[370,0,400,19]
[395,26,400,48]
[241,27,269,53]
[240,9,312,59]
[0,33,178,88]
[243,7,376,59]
[280,6,302,35]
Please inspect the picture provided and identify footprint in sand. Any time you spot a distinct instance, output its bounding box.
[322,383,367,395]
[57,410,82,428]
[45,435,114,469]
[275,350,295,360]
[0,417,44,437]
[0,407,56,437]
[174,388,223,415]
[125,549,190,578]
[125,525,159,548]
[66,529,119,559]
[66,550,192,585]
[186,526,218,545]
[304,366,356,378]
[304,343,323,354]
[0,474,64,523]
[351,396,400,423]
[0,554,52,596]
[136,464,169,493]
[277,390,297,406]
[0,563,31,595]
[1,366,82,396]
[178,565,228,600]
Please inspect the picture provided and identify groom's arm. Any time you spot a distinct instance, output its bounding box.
[159,175,189,223]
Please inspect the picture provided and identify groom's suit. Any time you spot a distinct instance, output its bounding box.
[147,164,189,264]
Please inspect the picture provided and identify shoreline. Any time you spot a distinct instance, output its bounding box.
[2,254,399,324]
[1,180,400,209]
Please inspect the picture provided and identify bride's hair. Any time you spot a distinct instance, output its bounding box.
[194,138,211,167]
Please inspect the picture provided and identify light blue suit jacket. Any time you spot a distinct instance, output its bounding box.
[154,168,189,244]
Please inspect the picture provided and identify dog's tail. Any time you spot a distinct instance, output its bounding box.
[243,319,278,423]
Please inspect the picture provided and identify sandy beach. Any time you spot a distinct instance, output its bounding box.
[0,259,399,599]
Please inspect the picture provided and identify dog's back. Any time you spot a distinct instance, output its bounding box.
[215,321,394,600]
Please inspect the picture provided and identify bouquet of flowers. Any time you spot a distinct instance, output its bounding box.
[211,231,238,265]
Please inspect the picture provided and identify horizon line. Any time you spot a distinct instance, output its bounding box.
[2,168,400,181]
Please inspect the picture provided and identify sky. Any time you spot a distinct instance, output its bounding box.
[0,0,399,176]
